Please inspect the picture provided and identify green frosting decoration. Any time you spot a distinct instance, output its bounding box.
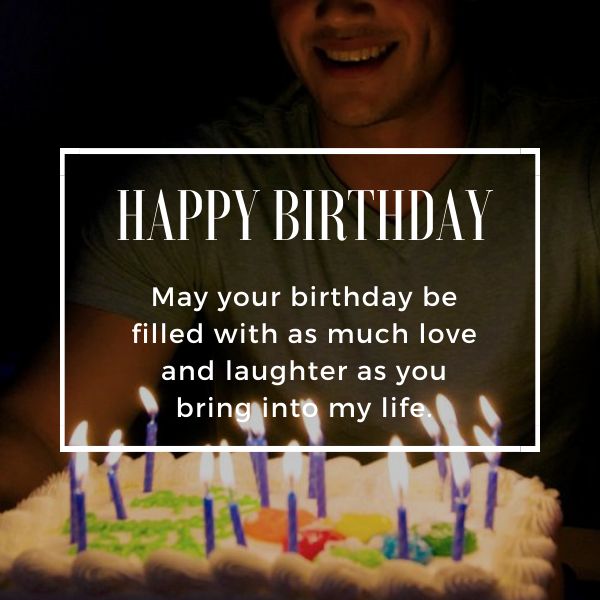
[420,522,477,556]
[64,487,260,559]
[329,546,386,568]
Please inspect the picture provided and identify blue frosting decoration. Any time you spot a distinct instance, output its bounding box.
[381,534,433,564]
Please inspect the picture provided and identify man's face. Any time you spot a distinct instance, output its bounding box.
[271,0,459,127]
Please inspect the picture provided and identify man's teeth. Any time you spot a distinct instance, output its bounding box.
[323,45,390,63]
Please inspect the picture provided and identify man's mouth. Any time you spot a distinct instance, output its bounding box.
[314,42,398,70]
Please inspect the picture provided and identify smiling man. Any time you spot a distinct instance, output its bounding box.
[0,0,599,533]
[272,0,468,200]
[274,0,460,122]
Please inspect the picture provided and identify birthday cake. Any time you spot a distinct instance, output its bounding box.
[0,451,561,600]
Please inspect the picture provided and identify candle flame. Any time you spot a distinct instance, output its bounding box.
[387,436,410,503]
[474,426,501,464]
[420,410,441,440]
[300,399,322,444]
[447,425,466,446]
[71,423,89,483]
[449,451,470,493]
[199,446,214,485]
[236,413,250,433]
[282,440,302,487]
[69,421,88,446]
[219,440,236,489]
[106,429,123,467]
[139,386,159,416]
[479,395,500,429]
[249,402,265,437]
[435,393,457,432]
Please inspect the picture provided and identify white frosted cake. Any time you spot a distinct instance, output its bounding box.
[0,453,561,600]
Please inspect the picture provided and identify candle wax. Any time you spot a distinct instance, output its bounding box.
[308,434,323,500]
[204,494,215,556]
[492,425,502,447]
[75,489,87,553]
[397,506,409,559]
[315,452,326,518]
[143,418,157,493]
[451,474,458,512]
[485,466,498,529]
[108,467,127,520]
[254,437,270,507]
[452,497,467,561]
[433,436,448,482]
[246,434,259,480]
[308,451,316,499]
[69,457,78,543]
[229,502,247,546]
[287,491,298,553]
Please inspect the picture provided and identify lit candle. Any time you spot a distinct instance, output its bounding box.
[388,436,410,560]
[69,421,88,544]
[449,449,471,561]
[139,386,159,493]
[480,395,502,446]
[435,393,458,431]
[199,448,215,556]
[237,413,259,482]
[249,403,270,507]
[105,430,126,520]
[72,427,89,553]
[219,440,246,546]
[282,440,302,553]
[436,394,461,511]
[447,427,470,512]
[474,426,501,529]
[301,400,326,518]
[419,410,448,488]
[301,399,319,499]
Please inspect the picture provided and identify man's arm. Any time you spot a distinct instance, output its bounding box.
[0,303,174,510]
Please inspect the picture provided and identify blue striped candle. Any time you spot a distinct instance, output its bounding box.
[68,421,88,545]
[200,450,215,556]
[139,387,159,493]
[283,441,302,553]
[449,450,470,561]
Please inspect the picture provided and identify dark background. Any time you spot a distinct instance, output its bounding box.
[0,0,598,529]
[1,0,599,375]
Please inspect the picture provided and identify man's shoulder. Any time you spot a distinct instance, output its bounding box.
[479,82,600,149]
[183,83,315,149]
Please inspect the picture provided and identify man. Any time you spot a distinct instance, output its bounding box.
[0,0,598,531]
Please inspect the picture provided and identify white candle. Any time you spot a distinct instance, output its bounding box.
[388,436,410,560]
[479,395,502,446]
[301,399,326,518]
[72,428,89,553]
[419,409,448,487]
[69,421,88,544]
[199,448,215,556]
[282,441,302,553]
[474,426,501,529]
[249,402,270,507]
[449,449,470,561]
[435,393,458,432]
[219,440,247,546]
[105,429,126,520]
[139,386,159,493]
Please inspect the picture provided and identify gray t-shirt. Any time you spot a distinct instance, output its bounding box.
[68,83,600,514]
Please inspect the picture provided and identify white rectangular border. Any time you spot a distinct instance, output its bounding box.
[60,147,540,453]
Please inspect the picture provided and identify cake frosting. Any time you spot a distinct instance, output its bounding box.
[0,453,562,599]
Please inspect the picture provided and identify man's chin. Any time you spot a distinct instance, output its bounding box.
[317,98,388,129]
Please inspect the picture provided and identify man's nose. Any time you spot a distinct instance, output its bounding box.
[315,0,376,22]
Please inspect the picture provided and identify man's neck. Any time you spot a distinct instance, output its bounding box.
[317,63,470,201]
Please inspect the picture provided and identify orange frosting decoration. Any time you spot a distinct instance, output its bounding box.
[244,507,317,543]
